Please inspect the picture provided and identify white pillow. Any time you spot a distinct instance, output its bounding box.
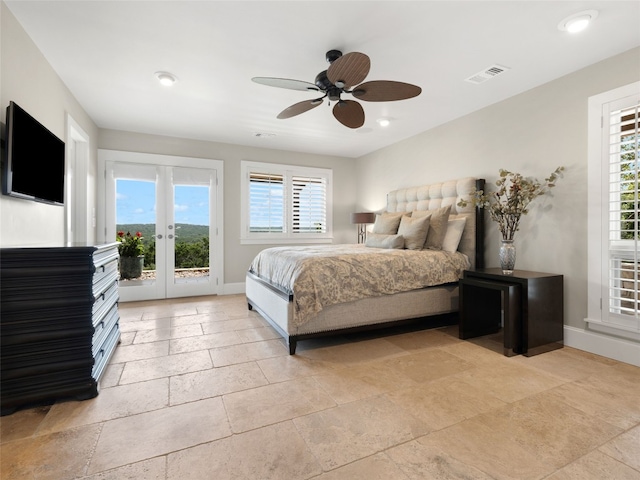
[365,233,405,249]
[442,217,467,253]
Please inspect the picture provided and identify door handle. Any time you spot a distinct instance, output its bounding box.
[168,234,174,239]
[156,234,163,240]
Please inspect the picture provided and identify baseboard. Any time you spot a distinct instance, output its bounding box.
[564,325,640,367]
[222,282,245,295]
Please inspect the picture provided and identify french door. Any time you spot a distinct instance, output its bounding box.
[99,150,223,302]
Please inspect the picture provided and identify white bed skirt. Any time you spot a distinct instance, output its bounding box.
[246,272,459,354]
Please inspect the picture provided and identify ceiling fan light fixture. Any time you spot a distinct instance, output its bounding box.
[558,10,598,33]
[155,71,177,86]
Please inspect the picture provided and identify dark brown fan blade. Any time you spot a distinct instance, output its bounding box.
[351,81,422,102]
[277,98,324,119]
[326,52,370,89]
[332,100,365,129]
[252,77,319,92]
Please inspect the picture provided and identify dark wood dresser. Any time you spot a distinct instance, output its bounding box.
[0,243,120,415]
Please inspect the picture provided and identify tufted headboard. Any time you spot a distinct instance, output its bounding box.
[386,177,485,269]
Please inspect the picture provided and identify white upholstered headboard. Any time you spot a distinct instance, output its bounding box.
[385,177,484,269]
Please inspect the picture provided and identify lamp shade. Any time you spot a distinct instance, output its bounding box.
[351,212,376,224]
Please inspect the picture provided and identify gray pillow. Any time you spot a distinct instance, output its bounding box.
[412,205,452,250]
[372,212,407,235]
[365,233,405,249]
[397,214,430,250]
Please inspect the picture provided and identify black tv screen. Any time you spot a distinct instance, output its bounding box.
[2,101,65,206]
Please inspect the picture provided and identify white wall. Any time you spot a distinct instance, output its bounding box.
[98,129,357,285]
[356,47,640,363]
[0,2,99,247]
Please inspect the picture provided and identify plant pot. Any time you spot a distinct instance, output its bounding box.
[119,255,144,279]
[499,240,516,275]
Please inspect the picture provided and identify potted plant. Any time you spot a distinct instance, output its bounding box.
[116,231,145,279]
[458,167,563,274]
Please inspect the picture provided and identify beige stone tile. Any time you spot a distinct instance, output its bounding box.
[88,397,231,474]
[133,323,203,344]
[169,330,242,354]
[385,326,463,352]
[223,376,336,433]
[167,421,321,480]
[235,325,282,343]
[0,405,50,443]
[119,350,213,384]
[170,312,228,327]
[475,393,623,469]
[418,420,551,480]
[380,348,474,384]
[169,362,268,405]
[386,439,495,479]
[386,376,507,431]
[0,423,101,480]
[201,316,266,334]
[314,360,418,404]
[317,452,411,479]
[209,338,288,367]
[110,340,169,363]
[599,425,640,472]
[440,338,514,366]
[82,456,167,480]
[546,450,640,480]
[100,362,124,388]
[297,337,408,365]
[118,331,136,346]
[454,361,566,403]
[544,379,640,430]
[141,305,199,319]
[256,354,337,383]
[293,395,429,471]
[510,347,618,381]
[119,317,171,333]
[36,378,169,434]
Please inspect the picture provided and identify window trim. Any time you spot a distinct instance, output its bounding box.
[240,160,333,245]
[586,81,640,341]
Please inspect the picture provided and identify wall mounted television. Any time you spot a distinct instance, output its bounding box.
[1,101,65,206]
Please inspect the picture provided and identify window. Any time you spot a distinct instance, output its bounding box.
[241,161,332,244]
[586,82,640,340]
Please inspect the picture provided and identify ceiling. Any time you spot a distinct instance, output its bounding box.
[5,1,640,158]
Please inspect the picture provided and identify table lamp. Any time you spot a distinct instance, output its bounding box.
[351,212,376,244]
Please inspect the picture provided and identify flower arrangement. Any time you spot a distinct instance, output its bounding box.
[116,231,144,257]
[458,167,564,241]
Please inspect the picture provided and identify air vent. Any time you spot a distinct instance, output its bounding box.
[465,64,510,84]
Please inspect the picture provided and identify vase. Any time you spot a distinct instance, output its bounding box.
[499,240,516,275]
[119,255,144,279]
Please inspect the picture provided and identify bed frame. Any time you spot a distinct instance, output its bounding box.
[246,178,485,354]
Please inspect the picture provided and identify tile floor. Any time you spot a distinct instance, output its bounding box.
[1,294,640,479]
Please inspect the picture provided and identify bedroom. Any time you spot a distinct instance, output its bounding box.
[1,1,640,478]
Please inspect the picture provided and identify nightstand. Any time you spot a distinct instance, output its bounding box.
[459,268,564,357]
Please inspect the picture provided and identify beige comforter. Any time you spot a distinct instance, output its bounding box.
[249,244,470,327]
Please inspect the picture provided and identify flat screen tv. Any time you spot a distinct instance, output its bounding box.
[2,101,65,206]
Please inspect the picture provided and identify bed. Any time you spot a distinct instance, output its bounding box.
[246,177,485,354]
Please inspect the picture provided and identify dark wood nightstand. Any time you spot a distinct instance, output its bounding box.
[459,268,564,357]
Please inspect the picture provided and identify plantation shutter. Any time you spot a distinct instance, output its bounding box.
[249,172,284,233]
[292,175,327,233]
[606,99,640,331]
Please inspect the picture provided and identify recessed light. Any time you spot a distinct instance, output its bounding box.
[254,132,276,138]
[155,71,178,86]
[558,10,598,33]
[376,118,391,127]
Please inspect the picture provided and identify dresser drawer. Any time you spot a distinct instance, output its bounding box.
[93,281,119,323]
[92,259,119,298]
[92,304,119,358]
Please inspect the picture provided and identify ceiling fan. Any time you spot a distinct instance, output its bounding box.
[252,50,422,129]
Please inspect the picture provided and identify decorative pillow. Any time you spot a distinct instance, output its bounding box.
[365,233,405,249]
[372,212,407,235]
[442,217,467,252]
[397,214,430,250]
[412,205,452,250]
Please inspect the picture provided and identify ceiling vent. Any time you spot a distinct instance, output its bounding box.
[465,64,510,84]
